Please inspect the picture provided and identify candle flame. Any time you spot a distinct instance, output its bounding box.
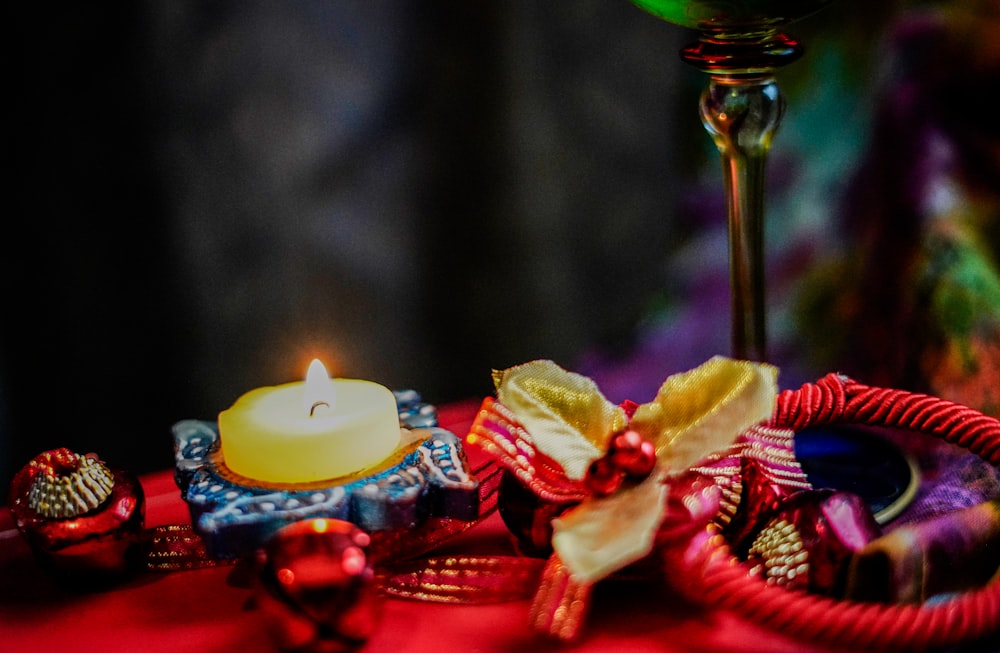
[304,359,336,417]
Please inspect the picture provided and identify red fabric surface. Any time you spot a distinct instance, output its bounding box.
[0,400,846,653]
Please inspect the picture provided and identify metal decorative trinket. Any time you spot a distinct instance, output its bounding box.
[7,448,145,580]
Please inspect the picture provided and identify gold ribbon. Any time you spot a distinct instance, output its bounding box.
[494,360,628,480]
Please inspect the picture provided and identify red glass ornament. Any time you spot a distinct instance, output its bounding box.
[584,457,624,496]
[255,518,380,652]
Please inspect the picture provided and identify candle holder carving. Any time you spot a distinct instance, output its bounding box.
[173,391,479,559]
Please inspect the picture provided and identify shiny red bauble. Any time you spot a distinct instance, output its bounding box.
[608,430,657,478]
[255,518,381,652]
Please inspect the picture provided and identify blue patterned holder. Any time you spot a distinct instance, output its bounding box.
[172,390,479,559]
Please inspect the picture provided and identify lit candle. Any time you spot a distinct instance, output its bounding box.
[218,359,402,483]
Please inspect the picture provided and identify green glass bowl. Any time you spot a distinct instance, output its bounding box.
[629,0,834,32]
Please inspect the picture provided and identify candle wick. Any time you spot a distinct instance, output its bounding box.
[309,401,331,417]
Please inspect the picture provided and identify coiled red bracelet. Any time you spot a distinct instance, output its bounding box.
[677,372,1000,652]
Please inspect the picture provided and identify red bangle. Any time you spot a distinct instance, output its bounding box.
[678,372,1000,652]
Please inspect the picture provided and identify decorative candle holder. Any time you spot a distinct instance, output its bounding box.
[173,391,479,559]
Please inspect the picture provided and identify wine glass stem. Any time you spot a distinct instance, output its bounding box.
[699,76,784,362]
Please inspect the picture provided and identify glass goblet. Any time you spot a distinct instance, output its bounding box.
[629,0,835,361]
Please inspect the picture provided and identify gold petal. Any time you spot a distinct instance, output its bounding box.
[550,470,669,583]
[631,356,778,471]
[494,360,627,480]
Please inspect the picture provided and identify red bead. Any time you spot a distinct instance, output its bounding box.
[632,441,658,477]
[609,430,657,478]
[256,519,380,652]
[610,430,644,455]
[584,458,624,496]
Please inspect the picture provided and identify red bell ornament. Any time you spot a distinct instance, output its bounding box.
[255,518,381,653]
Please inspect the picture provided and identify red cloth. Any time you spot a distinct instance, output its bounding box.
[0,400,842,653]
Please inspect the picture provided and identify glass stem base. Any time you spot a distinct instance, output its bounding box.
[700,75,784,361]
[681,32,800,362]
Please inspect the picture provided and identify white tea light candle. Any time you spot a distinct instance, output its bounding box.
[218,359,402,483]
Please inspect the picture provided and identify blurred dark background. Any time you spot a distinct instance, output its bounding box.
[5,0,999,498]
